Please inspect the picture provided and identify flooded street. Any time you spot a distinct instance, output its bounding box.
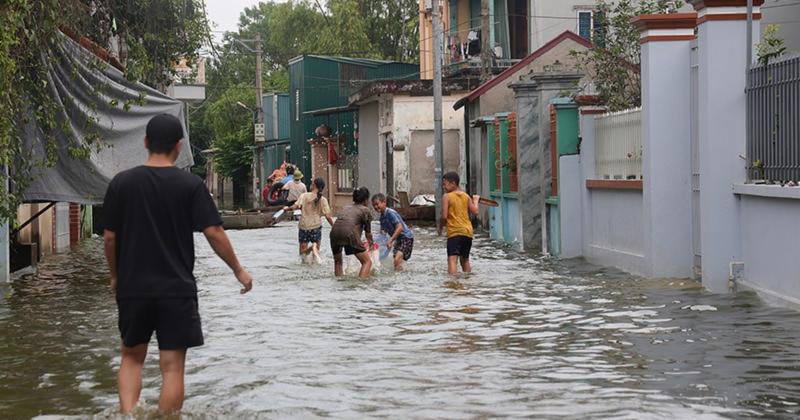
[2,222,800,419]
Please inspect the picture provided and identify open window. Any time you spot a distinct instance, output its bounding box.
[577,10,605,45]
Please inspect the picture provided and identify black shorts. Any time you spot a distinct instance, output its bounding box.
[299,227,322,243]
[117,297,204,350]
[330,230,366,256]
[394,237,414,261]
[447,236,473,258]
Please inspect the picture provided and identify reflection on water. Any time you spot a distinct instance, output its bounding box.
[1,223,800,419]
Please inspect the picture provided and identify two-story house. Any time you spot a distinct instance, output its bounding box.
[419,0,606,79]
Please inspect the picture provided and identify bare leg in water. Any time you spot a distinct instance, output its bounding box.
[118,343,147,413]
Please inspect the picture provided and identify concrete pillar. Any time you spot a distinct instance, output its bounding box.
[634,13,698,278]
[691,0,763,291]
[511,72,582,252]
[0,222,8,282]
[510,79,541,252]
[578,107,604,257]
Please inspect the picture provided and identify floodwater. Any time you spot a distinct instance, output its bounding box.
[2,222,800,419]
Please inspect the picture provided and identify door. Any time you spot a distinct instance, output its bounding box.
[384,134,395,200]
[690,40,702,280]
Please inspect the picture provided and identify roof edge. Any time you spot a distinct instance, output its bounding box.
[453,30,592,110]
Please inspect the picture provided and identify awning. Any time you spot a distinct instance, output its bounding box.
[20,33,193,204]
[302,105,358,117]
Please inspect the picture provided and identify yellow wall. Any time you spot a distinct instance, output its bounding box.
[16,204,55,259]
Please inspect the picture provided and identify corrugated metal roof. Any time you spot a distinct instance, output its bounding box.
[288,54,407,67]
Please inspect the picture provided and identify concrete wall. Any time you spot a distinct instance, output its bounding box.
[583,188,647,275]
[357,102,381,198]
[408,130,461,198]
[640,36,694,279]
[735,187,800,308]
[0,222,8,282]
[391,95,465,195]
[559,155,583,258]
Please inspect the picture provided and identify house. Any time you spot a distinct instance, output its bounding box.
[347,79,479,205]
[262,92,291,177]
[762,0,800,52]
[288,55,418,207]
[450,31,592,249]
[167,57,207,103]
[419,0,608,79]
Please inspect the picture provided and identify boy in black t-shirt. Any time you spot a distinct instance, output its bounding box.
[103,114,253,414]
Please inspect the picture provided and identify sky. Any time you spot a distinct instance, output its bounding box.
[205,0,288,34]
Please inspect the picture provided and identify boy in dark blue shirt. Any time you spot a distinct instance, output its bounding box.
[371,193,414,271]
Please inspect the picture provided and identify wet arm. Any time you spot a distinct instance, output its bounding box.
[439,194,450,235]
[468,194,480,215]
[103,230,117,291]
[390,223,403,243]
[325,213,335,227]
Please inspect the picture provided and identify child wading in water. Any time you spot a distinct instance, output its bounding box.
[371,193,414,270]
[440,172,480,275]
[284,178,334,262]
[330,187,373,278]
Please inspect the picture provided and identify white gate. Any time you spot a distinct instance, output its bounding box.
[690,41,702,280]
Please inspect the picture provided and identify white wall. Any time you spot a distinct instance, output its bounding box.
[762,0,800,53]
[357,102,381,198]
[583,188,647,275]
[391,95,465,194]
[736,189,800,308]
[559,155,583,258]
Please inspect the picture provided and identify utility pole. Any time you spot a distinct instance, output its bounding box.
[480,0,491,82]
[432,0,445,234]
[253,33,265,207]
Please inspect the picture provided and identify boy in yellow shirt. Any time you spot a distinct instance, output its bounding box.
[440,172,479,275]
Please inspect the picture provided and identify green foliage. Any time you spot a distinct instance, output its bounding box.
[570,0,683,111]
[205,87,255,180]
[756,24,786,66]
[85,0,210,88]
[196,0,420,186]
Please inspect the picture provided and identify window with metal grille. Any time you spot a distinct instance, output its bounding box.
[578,11,593,40]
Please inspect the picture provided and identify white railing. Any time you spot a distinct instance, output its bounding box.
[595,108,643,180]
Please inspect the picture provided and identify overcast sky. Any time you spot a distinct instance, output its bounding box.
[205,0,288,34]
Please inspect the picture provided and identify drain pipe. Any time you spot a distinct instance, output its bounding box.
[464,109,471,194]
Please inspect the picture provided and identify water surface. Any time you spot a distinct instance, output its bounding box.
[1,223,799,419]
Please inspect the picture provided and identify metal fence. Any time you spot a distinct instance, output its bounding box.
[747,54,800,182]
[594,108,643,180]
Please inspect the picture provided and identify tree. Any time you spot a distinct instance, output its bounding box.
[756,24,786,66]
[194,0,420,190]
[0,0,209,223]
[570,0,683,111]
[205,87,255,181]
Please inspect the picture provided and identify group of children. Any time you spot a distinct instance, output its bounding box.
[286,171,480,278]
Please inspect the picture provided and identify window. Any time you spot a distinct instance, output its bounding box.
[577,10,605,46]
[577,11,593,40]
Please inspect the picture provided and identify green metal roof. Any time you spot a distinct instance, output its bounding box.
[288,54,407,67]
